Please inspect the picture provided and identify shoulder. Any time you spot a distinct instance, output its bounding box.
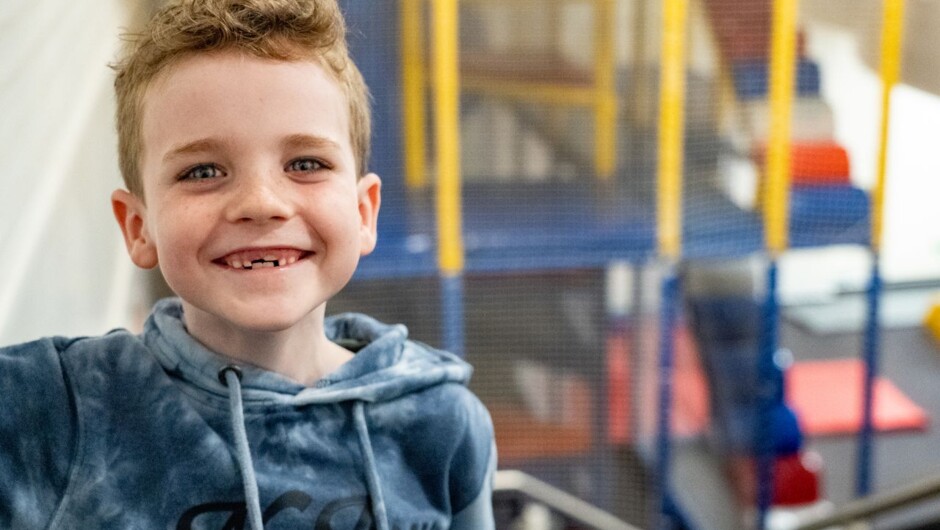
[421,381,493,433]
[0,337,71,414]
[399,337,490,434]
[0,334,100,394]
[51,329,155,377]
[0,329,161,422]
[369,377,491,441]
[0,329,147,363]
[0,329,149,410]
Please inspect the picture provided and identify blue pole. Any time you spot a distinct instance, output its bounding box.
[441,273,465,358]
[857,253,882,496]
[655,266,680,530]
[756,259,780,530]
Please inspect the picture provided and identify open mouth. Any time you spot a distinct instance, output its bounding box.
[214,248,313,270]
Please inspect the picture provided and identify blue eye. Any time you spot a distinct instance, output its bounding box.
[180,164,223,181]
[287,158,325,172]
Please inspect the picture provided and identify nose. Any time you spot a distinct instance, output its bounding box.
[224,172,293,224]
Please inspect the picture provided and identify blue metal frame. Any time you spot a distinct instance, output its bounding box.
[440,273,465,358]
[656,267,681,530]
[857,254,883,497]
[756,260,780,530]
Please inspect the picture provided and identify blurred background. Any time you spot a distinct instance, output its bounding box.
[3,0,940,528]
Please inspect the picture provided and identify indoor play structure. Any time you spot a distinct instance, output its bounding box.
[333,0,919,528]
[5,0,940,528]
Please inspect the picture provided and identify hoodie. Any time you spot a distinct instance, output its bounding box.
[0,298,496,530]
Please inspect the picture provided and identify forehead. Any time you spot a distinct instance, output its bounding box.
[140,50,351,168]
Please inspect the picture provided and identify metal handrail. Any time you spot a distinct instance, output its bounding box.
[493,470,642,530]
[793,473,940,530]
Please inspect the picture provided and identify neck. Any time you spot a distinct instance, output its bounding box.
[180,303,352,386]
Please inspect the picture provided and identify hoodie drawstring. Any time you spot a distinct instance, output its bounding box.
[218,366,390,530]
[353,401,390,530]
[220,366,265,530]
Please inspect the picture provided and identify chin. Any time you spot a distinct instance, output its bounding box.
[226,309,313,333]
[178,288,330,336]
[196,300,319,335]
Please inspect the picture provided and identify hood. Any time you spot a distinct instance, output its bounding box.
[142,298,473,530]
[142,298,473,405]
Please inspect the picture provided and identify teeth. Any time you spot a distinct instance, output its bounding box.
[223,250,304,269]
[239,259,279,269]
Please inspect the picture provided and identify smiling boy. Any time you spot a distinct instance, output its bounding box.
[0,1,495,529]
[112,47,377,384]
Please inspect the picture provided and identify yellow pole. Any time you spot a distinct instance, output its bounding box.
[658,0,688,260]
[872,0,905,252]
[594,0,618,179]
[764,0,799,256]
[401,0,428,188]
[432,0,465,274]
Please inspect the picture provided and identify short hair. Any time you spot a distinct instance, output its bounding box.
[112,0,371,197]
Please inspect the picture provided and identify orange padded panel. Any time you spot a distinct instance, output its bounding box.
[754,141,851,185]
[786,358,929,435]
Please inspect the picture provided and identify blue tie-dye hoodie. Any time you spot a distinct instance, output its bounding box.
[0,298,496,530]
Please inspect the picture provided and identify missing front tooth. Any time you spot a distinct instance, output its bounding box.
[243,259,280,269]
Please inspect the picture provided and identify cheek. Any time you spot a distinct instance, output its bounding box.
[150,213,206,275]
[157,245,198,294]
[155,221,198,256]
[307,192,361,235]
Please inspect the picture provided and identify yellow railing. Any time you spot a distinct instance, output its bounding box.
[400,0,429,189]
[657,0,688,260]
[872,0,905,252]
[763,0,799,256]
[431,0,465,275]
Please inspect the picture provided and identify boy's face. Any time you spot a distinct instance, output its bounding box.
[112,50,380,335]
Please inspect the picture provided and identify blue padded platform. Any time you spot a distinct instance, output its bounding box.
[790,184,869,229]
[732,59,821,100]
[356,182,655,279]
[355,181,870,280]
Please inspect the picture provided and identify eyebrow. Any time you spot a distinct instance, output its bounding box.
[282,133,341,151]
[162,138,228,163]
[162,134,341,163]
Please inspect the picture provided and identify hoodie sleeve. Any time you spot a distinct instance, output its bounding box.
[0,338,77,529]
[450,439,496,530]
[448,392,496,530]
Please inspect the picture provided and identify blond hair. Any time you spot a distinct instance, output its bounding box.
[113,0,371,197]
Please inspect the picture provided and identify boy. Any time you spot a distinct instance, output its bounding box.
[0,0,496,529]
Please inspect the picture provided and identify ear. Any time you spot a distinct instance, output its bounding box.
[356,173,382,255]
[111,189,159,269]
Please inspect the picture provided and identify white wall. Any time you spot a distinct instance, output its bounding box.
[801,3,940,286]
[0,0,147,345]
